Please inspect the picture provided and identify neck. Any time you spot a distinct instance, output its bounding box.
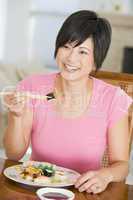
[60,75,92,99]
[54,74,93,113]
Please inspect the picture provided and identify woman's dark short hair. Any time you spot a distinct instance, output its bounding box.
[54,10,112,71]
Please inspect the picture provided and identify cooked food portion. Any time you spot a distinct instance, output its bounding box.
[20,165,43,180]
[17,161,69,184]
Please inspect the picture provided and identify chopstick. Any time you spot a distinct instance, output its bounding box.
[0,91,55,101]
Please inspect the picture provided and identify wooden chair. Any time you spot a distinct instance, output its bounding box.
[91,70,133,167]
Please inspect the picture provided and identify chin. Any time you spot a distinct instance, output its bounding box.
[60,71,83,81]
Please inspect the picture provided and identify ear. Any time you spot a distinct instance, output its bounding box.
[92,64,96,71]
[90,65,96,76]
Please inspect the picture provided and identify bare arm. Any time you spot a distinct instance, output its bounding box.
[104,113,130,182]
[75,113,131,193]
[3,92,33,160]
[4,111,33,160]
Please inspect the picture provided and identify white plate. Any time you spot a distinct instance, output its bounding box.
[36,187,75,200]
[3,163,80,187]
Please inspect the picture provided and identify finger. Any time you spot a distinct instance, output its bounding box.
[6,97,25,107]
[78,178,97,192]
[3,98,16,108]
[7,100,26,110]
[3,91,18,102]
[18,94,31,103]
[12,97,26,105]
[14,92,27,100]
[86,188,92,193]
[3,94,15,104]
[4,91,16,99]
[75,171,96,188]
[90,184,103,194]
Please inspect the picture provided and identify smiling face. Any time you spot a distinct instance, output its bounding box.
[56,37,95,81]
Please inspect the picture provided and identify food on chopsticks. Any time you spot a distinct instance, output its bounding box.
[16,161,69,184]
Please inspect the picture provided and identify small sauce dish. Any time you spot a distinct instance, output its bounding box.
[36,187,75,200]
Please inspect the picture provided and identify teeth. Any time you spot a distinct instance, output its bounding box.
[65,64,80,72]
[67,68,77,70]
[66,68,79,72]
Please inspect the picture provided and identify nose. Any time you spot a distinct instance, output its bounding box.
[66,48,77,63]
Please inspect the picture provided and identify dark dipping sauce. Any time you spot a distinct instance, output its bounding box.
[42,192,69,200]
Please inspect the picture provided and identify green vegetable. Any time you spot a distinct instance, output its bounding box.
[38,164,55,177]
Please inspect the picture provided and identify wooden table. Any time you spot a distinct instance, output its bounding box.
[0,158,133,200]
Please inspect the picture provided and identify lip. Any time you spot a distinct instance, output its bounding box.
[64,64,80,71]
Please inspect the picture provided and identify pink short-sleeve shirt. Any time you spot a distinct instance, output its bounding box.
[17,73,133,173]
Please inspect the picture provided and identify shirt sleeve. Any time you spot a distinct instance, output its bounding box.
[108,87,133,129]
[16,76,32,92]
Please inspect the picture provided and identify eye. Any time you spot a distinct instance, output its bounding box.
[79,50,88,55]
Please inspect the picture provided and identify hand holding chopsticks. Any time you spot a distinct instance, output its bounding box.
[0,91,55,117]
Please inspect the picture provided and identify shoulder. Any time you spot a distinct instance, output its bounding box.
[95,76,133,114]
[93,77,132,111]
[93,77,118,101]
[17,72,58,91]
[95,77,132,102]
[19,72,57,85]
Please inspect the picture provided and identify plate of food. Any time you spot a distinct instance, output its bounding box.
[3,161,80,187]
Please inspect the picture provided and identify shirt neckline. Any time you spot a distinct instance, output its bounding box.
[50,73,96,121]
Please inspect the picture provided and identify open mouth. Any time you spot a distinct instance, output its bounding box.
[64,64,80,73]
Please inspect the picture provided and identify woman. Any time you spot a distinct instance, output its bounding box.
[4,10,133,194]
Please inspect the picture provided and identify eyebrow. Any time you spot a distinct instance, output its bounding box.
[79,47,91,51]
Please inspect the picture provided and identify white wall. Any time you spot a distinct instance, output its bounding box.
[29,0,80,68]
[3,0,31,64]
[32,0,80,13]
[30,15,65,68]
[0,0,7,60]
[79,0,133,14]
